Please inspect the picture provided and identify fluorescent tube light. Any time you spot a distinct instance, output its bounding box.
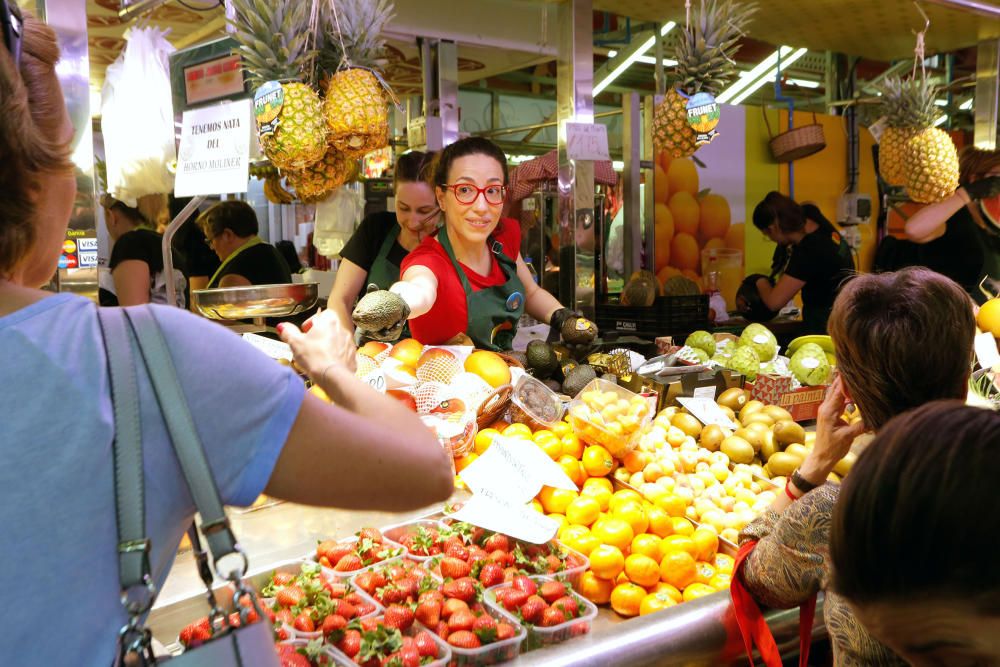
[729,47,808,105]
[594,22,676,96]
[786,78,819,89]
[716,46,795,104]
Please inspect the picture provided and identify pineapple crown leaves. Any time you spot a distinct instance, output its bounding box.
[318,0,395,75]
[228,0,318,86]
[673,0,758,96]
[875,73,940,130]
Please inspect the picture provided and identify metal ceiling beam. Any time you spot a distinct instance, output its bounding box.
[923,0,1000,18]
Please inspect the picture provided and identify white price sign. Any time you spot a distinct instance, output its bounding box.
[677,396,738,429]
[365,369,387,393]
[565,122,611,161]
[175,99,252,197]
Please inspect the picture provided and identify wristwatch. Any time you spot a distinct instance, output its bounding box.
[791,468,823,494]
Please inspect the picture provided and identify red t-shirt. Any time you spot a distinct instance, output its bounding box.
[401,218,521,345]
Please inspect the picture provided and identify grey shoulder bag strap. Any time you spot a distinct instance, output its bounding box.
[97,306,278,667]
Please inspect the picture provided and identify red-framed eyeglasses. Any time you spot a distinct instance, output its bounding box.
[439,183,507,205]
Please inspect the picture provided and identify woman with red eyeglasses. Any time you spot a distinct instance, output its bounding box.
[352,137,595,351]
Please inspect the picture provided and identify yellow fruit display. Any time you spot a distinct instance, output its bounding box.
[640,592,677,615]
[630,533,663,560]
[682,583,716,602]
[614,501,650,536]
[650,582,683,603]
[474,428,500,455]
[579,570,615,604]
[654,164,671,203]
[659,550,698,589]
[624,553,662,588]
[669,191,701,237]
[667,158,700,195]
[566,495,601,526]
[699,193,731,241]
[670,233,700,272]
[724,223,744,250]
[593,517,634,552]
[659,535,698,560]
[978,298,1000,337]
[581,445,615,477]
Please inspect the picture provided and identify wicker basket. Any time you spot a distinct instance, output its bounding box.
[476,383,513,430]
[763,108,826,163]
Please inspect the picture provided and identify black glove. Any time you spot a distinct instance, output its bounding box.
[962,176,1000,201]
[547,307,577,343]
[736,274,779,323]
[352,285,410,342]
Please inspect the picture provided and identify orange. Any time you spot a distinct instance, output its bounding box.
[502,423,532,439]
[551,421,572,438]
[655,494,688,519]
[464,350,511,388]
[539,437,564,461]
[583,477,613,494]
[613,501,650,536]
[573,531,602,556]
[639,592,678,615]
[695,562,718,585]
[658,535,698,560]
[698,193,731,240]
[724,222,744,251]
[559,524,589,546]
[474,428,500,455]
[560,433,584,459]
[530,499,544,513]
[647,506,675,538]
[557,455,585,487]
[691,528,719,562]
[532,429,556,444]
[548,513,568,533]
[455,452,478,473]
[581,445,615,477]
[651,582,683,603]
[566,495,601,526]
[713,553,735,575]
[630,533,662,560]
[660,550,697,589]
[615,571,631,586]
[709,572,733,591]
[670,232,700,272]
[622,450,649,474]
[589,544,626,580]
[978,298,1000,336]
[669,191,700,238]
[580,484,611,512]
[671,517,695,536]
[657,150,672,174]
[579,570,614,604]
[654,164,670,203]
[682,583,716,602]
[593,517,634,552]
[609,582,646,617]
[667,157,699,195]
[538,486,577,514]
[624,553,661,588]
[608,489,643,514]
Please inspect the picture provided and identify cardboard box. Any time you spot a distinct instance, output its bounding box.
[750,374,827,422]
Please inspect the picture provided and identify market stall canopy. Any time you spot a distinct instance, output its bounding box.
[587,0,1000,62]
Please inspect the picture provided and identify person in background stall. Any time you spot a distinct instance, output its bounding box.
[329,150,438,340]
[98,194,186,307]
[198,200,292,288]
[831,401,1000,667]
[276,240,304,274]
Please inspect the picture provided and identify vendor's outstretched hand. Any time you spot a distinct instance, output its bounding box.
[352,285,410,342]
[548,307,598,345]
[963,176,1000,201]
[278,308,357,378]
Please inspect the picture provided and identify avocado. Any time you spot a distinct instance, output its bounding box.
[561,316,598,345]
[506,350,528,368]
[562,364,597,397]
[558,359,578,383]
[526,340,559,379]
[352,290,407,330]
[543,379,563,393]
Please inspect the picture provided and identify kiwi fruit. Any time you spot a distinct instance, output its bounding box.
[773,420,806,446]
[763,405,794,423]
[717,387,748,412]
[759,430,779,461]
[784,443,810,461]
[718,405,736,422]
[672,412,703,439]
[721,435,755,464]
[739,400,765,423]
[742,412,775,428]
[767,451,803,477]
[700,424,726,452]
[833,452,857,477]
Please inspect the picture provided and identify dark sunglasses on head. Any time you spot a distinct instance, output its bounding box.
[1,0,23,69]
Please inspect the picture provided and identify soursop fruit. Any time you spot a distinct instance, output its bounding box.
[684,330,716,357]
[676,346,710,364]
[738,323,778,362]
[790,346,832,386]
[727,345,761,381]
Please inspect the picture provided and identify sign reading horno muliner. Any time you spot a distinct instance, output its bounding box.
[174,99,251,197]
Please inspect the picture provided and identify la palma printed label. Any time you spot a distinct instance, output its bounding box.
[253,81,284,137]
[684,90,721,147]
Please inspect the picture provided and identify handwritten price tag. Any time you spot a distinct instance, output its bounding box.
[566,122,611,161]
[365,369,386,393]
[677,396,738,429]
[447,492,560,544]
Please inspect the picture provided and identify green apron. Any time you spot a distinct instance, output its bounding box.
[363,223,410,340]
[438,228,526,351]
[207,237,262,288]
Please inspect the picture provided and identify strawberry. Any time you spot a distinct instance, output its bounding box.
[467,546,490,564]
[519,595,547,624]
[325,581,349,599]
[483,533,510,553]
[334,553,364,572]
[441,598,470,619]
[503,567,520,583]
[552,595,579,618]
[360,616,380,633]
[321,613,347,636]
[415,600,441,627]
[275,644,311,667]
[435,620,450,640]
[376,583,406,605]
[540,607,567,627]
[356,527,383,543]
[472,614,497,633]
[448,609,476,632]
[414,630,439,658]
[494,587,530,611]
[447,630,482,649]
[539,580,567,604]
[272,572,296,587]
[316,539,339,560]
[490,549,515,568]
[440,556,471,580]
[337,629,362,657]
[275,608,294,626]
[418,590,444,605]
[442,536,466,554]
[396,576,419,599]
[275,585,305,608]
[345,592,365,606]
[262,606,277,624]
[511,576,537,596]
[325,544,355,566]
[332,599,358,620]
[357,601,377,616]
[496,622,516,640]
[292,612,315,633]
[178,617,211,647]
[545,554,563,573]
[396,646,421,667]
[478,563,504,588]
[441,577,478,603]
[354,570,386,595]
[383,604,415,631]
[275,625,291,641]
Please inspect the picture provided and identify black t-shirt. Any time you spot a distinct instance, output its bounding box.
[783,228,855,332]
[916,206,1000,302]
[208,241,292,288]
[102,228,187,307]
[340,211,407,272]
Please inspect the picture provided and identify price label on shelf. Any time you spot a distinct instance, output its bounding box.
[447,491,560,544]
[460,435,577,505]
[565,122,610,161]
[677,396,738,429]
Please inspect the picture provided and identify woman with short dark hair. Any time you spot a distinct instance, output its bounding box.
[831,401,1000,667]
[197,200,292,288]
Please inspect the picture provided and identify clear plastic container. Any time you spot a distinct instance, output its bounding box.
[509,374,565,430]
[277,638,341,666]
[482,575,598,651]
[381,519,449,562]
[350,559,440,607]
[444,604,526,667]
[565,378,652,458]
[421,412,478,459]
[325,618,452,667]
[549,542,590,592]
[308,536,405,582]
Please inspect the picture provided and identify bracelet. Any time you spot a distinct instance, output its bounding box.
[784,479,802,502]
[790,467,821,494]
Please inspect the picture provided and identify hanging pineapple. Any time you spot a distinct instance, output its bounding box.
[876,74,959,202]
[229,0,328,171]
[286,147,357,203]
[320,0,395,157]
[653,0,757,159]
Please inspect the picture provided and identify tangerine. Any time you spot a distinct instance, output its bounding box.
[682,583,716,602]
[582,445,615,477]
[699,193,731,240]
[539,437,563,461]
[582,477,613,494]
[579,570,614,604]
[647,505,675,538]
[455,452,478,473]
[630,533,662,560]
[502,423,533,439]
[691,528,719,561]
[695,562,718,585]
[538,486,578,514]
[608,489,644,514]
[592,517,634,552]
[650,582,683,603]
[622,450,649,473]
[589,544,626,581]
[561,433,584,459]
[557,455,585,487]
[655,494,689,518]
[610,582,647,617]
[671,517,696,536]
[474,428,500,455]
[659,550,697,589]
[639,592,677,615]
[624,553,662,588]
[709,572,733,591]
[713,553,735,574]
[614,501,650,536]
[573,531,602,556]
[658,535,698,560]
[580,484,612,512]
[566,495,601,526]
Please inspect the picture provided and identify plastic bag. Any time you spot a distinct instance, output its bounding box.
[101,27,177,206]
[313,186,365,258]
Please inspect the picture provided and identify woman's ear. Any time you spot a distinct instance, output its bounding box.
[435,187,446,210]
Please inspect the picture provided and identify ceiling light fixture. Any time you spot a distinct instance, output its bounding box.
[960,99,973,110]
[934,114,948,126]
[729,47,809,105]
[593,21,676,96]
[786,78,819,89]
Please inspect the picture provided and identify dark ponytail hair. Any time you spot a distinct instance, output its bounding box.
[752,191,806,234]
[393,150,435,189]
[431,137,509,188]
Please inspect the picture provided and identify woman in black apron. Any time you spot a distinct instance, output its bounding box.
[351,137,595,351]
[330,151,439,340]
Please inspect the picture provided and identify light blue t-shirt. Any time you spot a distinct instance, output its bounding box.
[0,294,306,665]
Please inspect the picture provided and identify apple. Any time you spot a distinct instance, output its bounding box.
[386,389,417,412]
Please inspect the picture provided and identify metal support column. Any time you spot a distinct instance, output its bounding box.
[622,93,642,279]
[974,40,1000,149]
[417,38,460,151]
[557,0,595,315]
